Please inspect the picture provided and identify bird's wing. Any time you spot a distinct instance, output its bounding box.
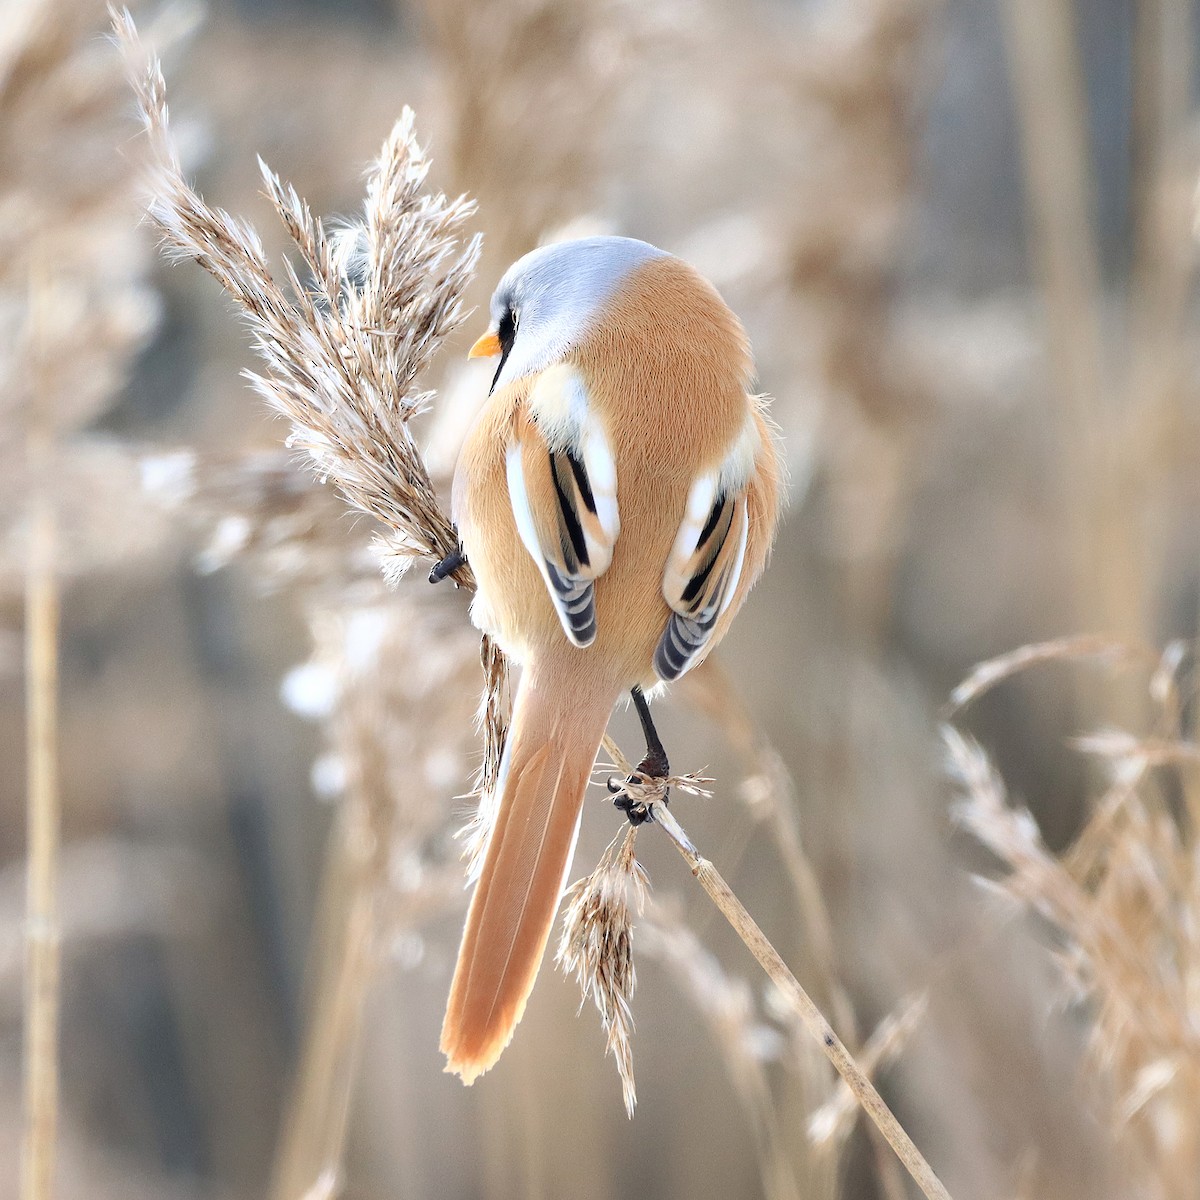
[655,418,759,681]
[507,364,620,647]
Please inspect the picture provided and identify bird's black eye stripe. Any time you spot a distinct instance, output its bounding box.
[490,306,518,393]
[498,307,517,348]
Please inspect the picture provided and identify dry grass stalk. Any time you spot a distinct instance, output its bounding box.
[680,658,915,1200]
[999,0,1117,635]
[297,1169,339,1200]
[272,599,484,1198]
[946,640,1200,1198]
[1069,730,1200,769]
[111,17,520,1193]
[638,904,809,1200]
[1127,0,1196,445]
[1002,0,1198,659]
[807,992,928,1149]
[0,0,164,598]
[648,801,953,1200]
[0,838,215,997]
[22,270,61,1200]
[606,711,830,1196]
[682,659,859,1043]
[6,5,169,1176]
[600,734,713,810]
[555,827,648,1118]
[944,634,1161,716]
[460,635,513,880]
[268,804,374,1200]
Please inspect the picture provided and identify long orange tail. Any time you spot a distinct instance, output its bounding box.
[441,657,617,1083]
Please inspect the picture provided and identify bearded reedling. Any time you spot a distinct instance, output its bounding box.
[437,236,782,1082]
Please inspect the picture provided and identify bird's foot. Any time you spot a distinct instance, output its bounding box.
[429,547,467,584]
[608,748,670,826]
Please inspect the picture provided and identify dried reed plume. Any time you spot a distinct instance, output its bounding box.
[556,827,648,1118]
[271,600,482,1200]
[114,6,478,587]
[114,14,512,1196]
[946,638,1200,1197]
[459,636,512,881]
[115,0,510,807]
[558,733,947,1195]
[6,6,173,1197]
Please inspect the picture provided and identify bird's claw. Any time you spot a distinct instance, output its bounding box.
[429,547,467,584]
[607,755,670,827]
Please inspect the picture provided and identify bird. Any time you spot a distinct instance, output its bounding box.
[438,235,782,1084]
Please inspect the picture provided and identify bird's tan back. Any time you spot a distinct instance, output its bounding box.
[456,254,777,683]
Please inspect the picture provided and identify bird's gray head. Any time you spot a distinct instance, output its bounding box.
[476,236,669,392]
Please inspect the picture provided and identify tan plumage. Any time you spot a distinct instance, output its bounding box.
[443,239,782,1083]
[440,652,617,1080]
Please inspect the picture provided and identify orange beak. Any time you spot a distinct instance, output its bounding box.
[469,330,502,359]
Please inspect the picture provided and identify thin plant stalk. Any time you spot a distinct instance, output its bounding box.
[999,0,1128,642]
[683,658,858,1043]
[680,663,908,1200]
[1129,0,1193,407]
[22,269,60,1200]
[650,803,953,1200]
[270,806,376,1200]
[1129,0,1199,823]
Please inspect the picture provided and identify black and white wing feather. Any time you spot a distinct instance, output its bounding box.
[654,422,757,681]
[506,365,620,647]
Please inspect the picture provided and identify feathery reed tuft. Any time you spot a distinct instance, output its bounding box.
[556,827,648,1118]
[946,639,1200,1197]
[113,7,520,812]
[113,7,480,585]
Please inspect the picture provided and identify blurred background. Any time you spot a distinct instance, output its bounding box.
[4,0,1200,1197]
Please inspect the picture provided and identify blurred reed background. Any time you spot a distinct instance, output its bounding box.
[4,0,1200,1198]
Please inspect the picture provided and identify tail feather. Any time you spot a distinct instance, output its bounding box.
[441,663,615,1083]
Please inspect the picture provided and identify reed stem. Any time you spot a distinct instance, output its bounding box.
[651,803,952,1200]
[22,269,60,1200]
